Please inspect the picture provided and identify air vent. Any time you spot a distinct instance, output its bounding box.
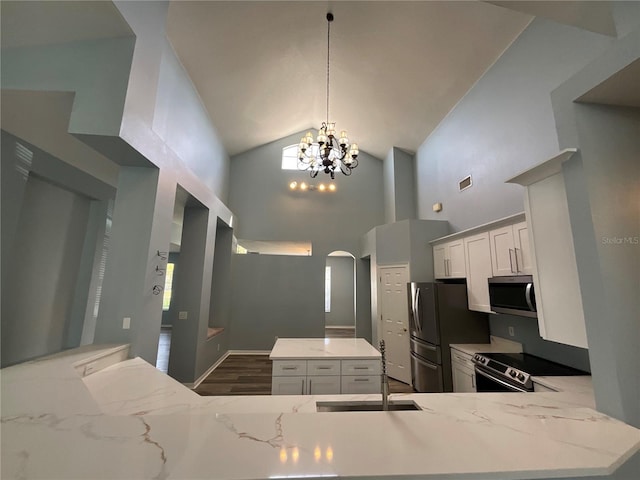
[459,175,473,192]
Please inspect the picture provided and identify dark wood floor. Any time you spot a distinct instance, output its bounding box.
[194,354,415,396]
[324,326,355,338]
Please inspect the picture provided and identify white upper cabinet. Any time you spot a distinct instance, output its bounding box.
[463,232,493,313]
[489,222,532,276]
[507,149,588,349]
[433,239,466,279]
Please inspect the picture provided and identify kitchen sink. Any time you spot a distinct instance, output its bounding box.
[316,400,421,412]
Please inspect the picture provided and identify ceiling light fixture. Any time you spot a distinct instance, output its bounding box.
[289,181,336,192]
[298,12,359,179]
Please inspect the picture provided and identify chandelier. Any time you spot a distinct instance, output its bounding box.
[298,13,359,179]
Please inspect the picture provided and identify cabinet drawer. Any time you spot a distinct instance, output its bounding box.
[341,375,380,394]
[341,359,381,376]
[272,360,307,376]
[450,349,474,368]
[307,360,341,376]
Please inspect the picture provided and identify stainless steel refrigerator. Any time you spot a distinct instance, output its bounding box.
[408,282,489,392]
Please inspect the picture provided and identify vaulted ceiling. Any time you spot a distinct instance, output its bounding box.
[165,1,532,159]
[2,1,621,162]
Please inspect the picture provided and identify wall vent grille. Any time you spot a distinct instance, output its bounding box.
[459,175,473,192]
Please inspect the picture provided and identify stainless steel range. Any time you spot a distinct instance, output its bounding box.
[472,352,587,392]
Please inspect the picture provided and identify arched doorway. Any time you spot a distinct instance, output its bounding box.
[324,251,356,338]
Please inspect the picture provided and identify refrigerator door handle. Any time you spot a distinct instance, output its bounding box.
[414,287,422,333]
[410,351,438,370]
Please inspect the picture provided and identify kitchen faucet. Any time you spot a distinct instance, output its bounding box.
[379,340,390,411]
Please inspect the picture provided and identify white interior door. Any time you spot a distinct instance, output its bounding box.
[379,265,411,384]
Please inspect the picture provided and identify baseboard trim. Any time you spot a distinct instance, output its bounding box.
[186,351,230,389]
[227,350,271,355]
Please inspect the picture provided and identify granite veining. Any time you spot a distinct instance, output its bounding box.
[269,337,381,360]
[2,345,638,480]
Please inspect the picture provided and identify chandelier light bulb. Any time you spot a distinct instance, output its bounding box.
[318,184,326,191]
[300,182,308,191]
[289,181,298,190]
[329,184,336,191]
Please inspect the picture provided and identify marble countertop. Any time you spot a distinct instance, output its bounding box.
[269,337,381,360]
[450,335,523,356]
[2,345,638,480]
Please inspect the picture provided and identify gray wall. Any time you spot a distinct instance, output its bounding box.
[228,130,384,343]
[490,315,591,372]
[210,219,233,329]
[414,18,615,232]
[325,256,355,327]
[364,219,450,345]
[229,254,324,350]
[1,175,90,366]
[383,147,417,223]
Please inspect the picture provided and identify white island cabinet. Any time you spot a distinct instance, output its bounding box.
[269,338,381,395]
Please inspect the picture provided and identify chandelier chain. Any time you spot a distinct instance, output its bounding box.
[326,16,331,124]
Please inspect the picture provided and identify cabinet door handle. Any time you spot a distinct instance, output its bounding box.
[354,378,370,382]
[514,247,521,273]
[509,249,515,273]
[282,366,298,370]
[353,366,369,370]
[308,379,312,394]
[445,258,450,276]
[316,366,332,370]
[472,374,476,390]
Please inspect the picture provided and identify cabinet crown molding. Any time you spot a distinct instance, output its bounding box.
[429,212,526,245]
[507,148,578,186]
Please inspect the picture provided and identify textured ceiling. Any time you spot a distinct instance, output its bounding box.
[166,1,533,159]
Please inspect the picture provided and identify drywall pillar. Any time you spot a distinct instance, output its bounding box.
[168,205,214,383]
[384,147,417,224]
[94,166,175,364]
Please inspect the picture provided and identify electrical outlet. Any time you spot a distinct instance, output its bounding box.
[179,311,188,320]
[508,326,515,337]
[123,317,131,329]
[84,361,98,376]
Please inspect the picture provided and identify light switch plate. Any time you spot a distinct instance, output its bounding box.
[179,311,188,320]
[123,317,131,329]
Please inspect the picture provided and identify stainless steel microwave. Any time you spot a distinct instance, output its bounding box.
[488,275,537,318]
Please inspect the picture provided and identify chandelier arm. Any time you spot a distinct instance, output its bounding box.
[339,163,353,176]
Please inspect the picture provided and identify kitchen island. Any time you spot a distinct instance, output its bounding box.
[269,338,382,394]
[2,345,639,480]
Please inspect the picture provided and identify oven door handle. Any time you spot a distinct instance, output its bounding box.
[474,367,529,392]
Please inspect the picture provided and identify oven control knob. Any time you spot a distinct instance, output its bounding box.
[517,373,525,381]
[509,370,516,377]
